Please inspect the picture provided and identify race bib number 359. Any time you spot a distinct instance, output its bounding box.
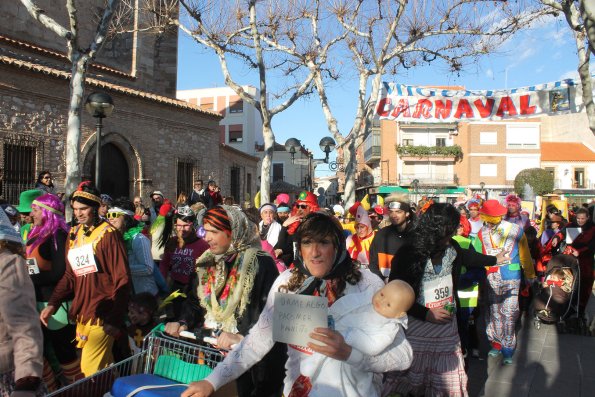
[423,276,454,309]
[67,244,98,277]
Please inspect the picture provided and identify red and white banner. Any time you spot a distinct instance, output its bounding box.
[375,79,582,122]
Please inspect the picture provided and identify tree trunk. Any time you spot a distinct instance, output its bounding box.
[573,23,595,135]
[260,122,274,204]
[65,55,87,211]
[342,139,357,208]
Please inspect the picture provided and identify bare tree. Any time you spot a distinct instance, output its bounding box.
[331,1,554,205]
[20,0,121,199]
[142,0,341,203]
[541,0,595,135]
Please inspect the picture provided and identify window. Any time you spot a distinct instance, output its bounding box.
[545,167,555,179]
[480,132,497,145]
[372,119,381,128]
[272,163,284,182]
[230,166,241,203]
[480,163,497,177]
[402,138,414,146]
[436,138,446,147]
[2,143,37,204]
[506,125,539,149]
[506,156,540,180]
[574,168,585,188]
[229,124,243,142]
[176,158,199,198]
[229,100,243,113]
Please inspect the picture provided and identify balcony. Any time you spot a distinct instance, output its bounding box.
[400,173,458,186]
[396,144,462,162]
[364,145,381,163]
[553,178,593,190]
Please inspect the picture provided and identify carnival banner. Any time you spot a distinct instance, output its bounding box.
[375,79,583,122]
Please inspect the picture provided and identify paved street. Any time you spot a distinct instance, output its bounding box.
[467,289,595,397]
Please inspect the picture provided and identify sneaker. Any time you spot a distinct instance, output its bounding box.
[471,349,480,358]
[488,349,501,357]
[502,357,513,365]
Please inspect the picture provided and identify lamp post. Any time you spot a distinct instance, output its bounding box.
[85,92,114,191]
[479,181,486,200]
[285,136,336,192]
[411,178,419,205]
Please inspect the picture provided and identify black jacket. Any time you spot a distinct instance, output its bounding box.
[389,239,496,321]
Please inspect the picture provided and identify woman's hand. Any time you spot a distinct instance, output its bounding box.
[164,322,187,338]
[216,331,243,350]
[274,248,283,258]
[181,380,214,397]
[495,250,511,264]
[39,305,56,327]
[307,327,352,361]
[425,307,453,324]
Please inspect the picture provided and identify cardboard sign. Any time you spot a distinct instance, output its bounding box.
[566,228,582,244]
[272,293,328,347]
[521,201,535,219]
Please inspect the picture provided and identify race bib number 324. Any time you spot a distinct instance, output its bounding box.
[67,244,98,277]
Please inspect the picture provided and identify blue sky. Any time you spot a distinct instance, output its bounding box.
[177,13,583,176]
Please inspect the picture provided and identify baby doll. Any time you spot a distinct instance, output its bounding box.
[301,280,415,397]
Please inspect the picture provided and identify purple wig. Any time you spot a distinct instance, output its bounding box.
[26,193,69,255]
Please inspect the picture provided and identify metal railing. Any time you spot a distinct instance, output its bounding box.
[399,173,458,186]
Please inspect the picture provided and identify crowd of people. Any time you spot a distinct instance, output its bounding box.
[0,174,593,397]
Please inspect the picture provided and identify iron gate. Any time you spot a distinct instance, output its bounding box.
[1,133,45,205]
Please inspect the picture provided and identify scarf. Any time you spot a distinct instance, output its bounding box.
[195,205,263,333]
[123,224,144,252]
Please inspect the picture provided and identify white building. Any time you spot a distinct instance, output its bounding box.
[177,86,263,155]
[541,142,595,190]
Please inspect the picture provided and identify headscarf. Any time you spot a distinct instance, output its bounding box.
[195,205,262,332]
[293,212,353,296]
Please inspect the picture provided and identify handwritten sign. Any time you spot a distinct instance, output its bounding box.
[272,293,328,347]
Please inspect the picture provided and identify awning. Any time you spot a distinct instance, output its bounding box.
[558,189,595,197]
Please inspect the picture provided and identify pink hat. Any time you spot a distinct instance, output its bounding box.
[276,193,290,205]
[479,200,507,217]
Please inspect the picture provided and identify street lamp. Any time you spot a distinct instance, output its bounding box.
[479,181,487,200]
[85,92,114,191]
[318,136,336,163]
[284,138,302,164]
[411,178,419,205]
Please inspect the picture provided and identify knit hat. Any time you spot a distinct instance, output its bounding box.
[16,189,44,213]
[479,200,507,217]
[355,205,372,230]
[100,194,113,206]
[150,190,164,199]
[332,204,345,216]
[275,193,290,206]
[0,207,22,244]
[259,203,277,214]
[203,206,232,235]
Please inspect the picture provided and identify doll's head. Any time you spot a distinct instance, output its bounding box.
[372,280,415,319]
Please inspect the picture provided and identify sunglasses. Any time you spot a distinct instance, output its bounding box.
[106,212,123,219]
[297,204,309,210]
[42,176,52,180]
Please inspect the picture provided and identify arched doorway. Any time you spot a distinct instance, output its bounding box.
[89,143,129,198]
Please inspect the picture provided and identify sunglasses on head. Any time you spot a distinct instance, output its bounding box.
[106,212,123,219]
[297,204,309,210]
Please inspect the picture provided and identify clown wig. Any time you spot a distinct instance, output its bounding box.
[505,194,522,208]
[27,193,69,255]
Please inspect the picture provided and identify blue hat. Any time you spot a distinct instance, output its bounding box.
[0,207,22,245]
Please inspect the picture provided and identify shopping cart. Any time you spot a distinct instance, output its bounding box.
[47,324,226,397]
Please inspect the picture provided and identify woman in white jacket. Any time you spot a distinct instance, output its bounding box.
[182,212,413,397]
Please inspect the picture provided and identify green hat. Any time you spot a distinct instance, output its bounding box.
[16,189,44,213]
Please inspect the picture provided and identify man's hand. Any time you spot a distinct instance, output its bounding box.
[495,250,511,264]
[39,305,56,327]
[426,307,453,324]
[181,380,214,397]
[164,322,187,338]
[216,332,243,350]
[308,327,352,361]
[282,215,301,228]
